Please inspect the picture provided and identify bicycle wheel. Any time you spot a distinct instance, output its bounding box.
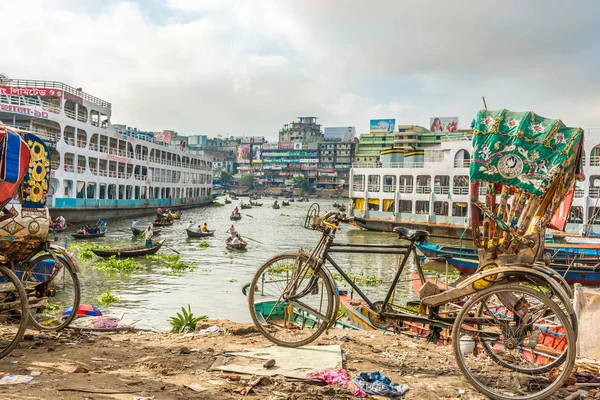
[452,284,575,400]
[248,252,336,347]
[0,264,29,359]
[18,254,80,331]
[479,278,576,373]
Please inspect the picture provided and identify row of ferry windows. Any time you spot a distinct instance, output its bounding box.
[353,175,469,193]
[61,181,211,200]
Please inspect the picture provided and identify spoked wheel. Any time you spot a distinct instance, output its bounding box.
[17,254,80,331]
[248,252,336,347]
[0,265,29,359]
[452,284,575,400]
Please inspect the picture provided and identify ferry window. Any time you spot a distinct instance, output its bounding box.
[588,207,600,225]
[141,187,147,200]
[353,175,365,191]
[398,176,413,193]
[454,149,470,168]
[416,200,430,214]
[99,184,106,199]
[367,199,380,211]
[452,202,468,217]
[64,100,77,120]
[126,185,133,200]
[64,126,75,145]
[398,200,412,213]
[383,175,396,192]
[76,181,85,199]
[453,176,469,195]
[108,184,116,200]
[118,185,125,200]
[64,180,73,197]
[434,176,450,195]
[434,201,448,216]
[569,207,583,223]
[367,175,380,192]
[416,176,431,194]
[86,182,96,199]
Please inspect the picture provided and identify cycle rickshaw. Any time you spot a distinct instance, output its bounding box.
[247,109,582,400]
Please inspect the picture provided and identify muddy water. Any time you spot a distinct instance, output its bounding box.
[59,198,461,330]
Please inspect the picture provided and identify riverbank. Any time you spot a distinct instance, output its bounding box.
[0,320,576,400]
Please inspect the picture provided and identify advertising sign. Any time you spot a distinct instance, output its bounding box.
[429,117,459,132]
[237,144,250,162]
[154,131,173,143]
[0,104,48,119]
[262,143,274,150]
[252,145,262,161]
[369,119,395,133]
[279,142,294,150]
[293,143,302,150]
[0,86,63,98]
[241,136,265,144]
[324,127,356,141]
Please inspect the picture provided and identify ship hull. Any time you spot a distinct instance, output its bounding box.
[354,217,471,239]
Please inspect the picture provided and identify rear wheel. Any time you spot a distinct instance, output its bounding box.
[0,265,28,359]
[248,252,336,347]
[452,283,575,400]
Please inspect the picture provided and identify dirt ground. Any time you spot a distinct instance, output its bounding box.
[0,320,574,400]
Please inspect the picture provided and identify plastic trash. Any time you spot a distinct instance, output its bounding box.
[352,371,409,398]
[0,375,33,385]
[307,368,366,397]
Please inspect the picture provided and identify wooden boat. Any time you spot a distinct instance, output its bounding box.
[162,212,180,220]
[51,225,66,233]
[250,202,263,207]
[131,227,162,236]
[153,219,174,227]
[72,230,106,239]
[226,238,247,250]
[272,204,280,209]
[230,213,242,221]
[186,229,215,238]
[92,239,165,258]
[224,199,232,204]
[240,204,252,210]
[288,198,295,203]
[339,205,346,212]
[281,201,290,207]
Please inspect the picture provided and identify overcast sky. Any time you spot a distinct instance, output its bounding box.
[2,0,599,140]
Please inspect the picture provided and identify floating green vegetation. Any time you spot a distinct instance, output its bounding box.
[207,202,225,207]
[96,290,120,306]
[69,242,109,260]
[146,253,180,263]
[229,278,238,283]
[267,263,294,275]
[197,241,211,248]
[279,213,290,217]
[147,253,196,274]
[169,305,207,333]
[199,269,212,275]
[333,272,383,287]
[95,256,143,273]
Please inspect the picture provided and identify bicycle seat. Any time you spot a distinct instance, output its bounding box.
[394,226,429,242]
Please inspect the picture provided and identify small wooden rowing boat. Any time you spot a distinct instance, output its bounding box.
[153,219,174,227]
[92,239,165,258]
[241,204,252,209]
[226,238,247,250]
[250,202,263,207]
[186,229,215,238]
[230,213,242,221]
[282,201,290,206]
[131,227,162,236]
[72,230,106,239]
[272,204,280,209]
[225,199,232,204]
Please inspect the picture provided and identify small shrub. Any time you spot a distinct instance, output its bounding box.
[169,305,207,333]
[96,290,120,306]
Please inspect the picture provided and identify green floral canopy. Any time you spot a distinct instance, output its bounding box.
[470,109,583,197]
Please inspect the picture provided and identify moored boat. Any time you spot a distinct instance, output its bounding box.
[230,213,242,221]
[186,229,215,238]
[72,230,106,239]
[131,227,162,236]
[282,201,290,207]
[92,239,165,258]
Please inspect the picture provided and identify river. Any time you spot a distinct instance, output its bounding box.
[60,198,458,330]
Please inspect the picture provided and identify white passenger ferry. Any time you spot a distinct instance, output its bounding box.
[0,76,214,222]
[349,132,597,238]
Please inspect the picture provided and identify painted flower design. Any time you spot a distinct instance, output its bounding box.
[554,132,566,144]
[504,118,520,129]
[530,150,540,161]
[482,116,495,127]
[479,146,491,160]
[494,142,501,150]
[529,123,545,134]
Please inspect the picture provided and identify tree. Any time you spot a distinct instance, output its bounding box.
[220,170,233,186]
[240,174,254,188]
[292,174,308,191]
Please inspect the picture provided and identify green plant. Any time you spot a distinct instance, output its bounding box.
[69,242,109,260]
[96,290,120,306]
[197,241,211,248]
[267,263,294,275]
[146,253,180,262]
[45,302,61,314]
[239,174,255,188]
[169,305,207,333]
[292,174,308,191]
[333,271,383,287]
[95,256,142,273]
[167,260,196,274]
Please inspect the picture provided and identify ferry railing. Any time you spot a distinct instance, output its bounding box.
[575,188,584,198]
[367,184,380,192]
[453,186,469,195]
[77,141,86,148]
[108,171,117,178]
[64,165,74,173]
[434,185,450,195]
[91,120,100,127]
[64,108,76,120]
[398,185,413,193]
[6,79,111,108]
[591,156,600,167]
[77,167,86,173]
[453,160,470,168]
[97,170,107,177]
[416,186,432,194]
[352,184,365,191]
[109,148,118,156]
[590,187,600,198]
[77,113,87,123]
[50,161,60,170]
[382,185,396,193]
[351,162,425,169]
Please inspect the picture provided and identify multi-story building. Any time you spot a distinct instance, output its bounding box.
[355,132,396,163]
[278,117,323,143]
[317,140,357,189]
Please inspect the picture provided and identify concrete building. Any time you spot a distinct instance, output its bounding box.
[317,140,357,189]
[278,117,323,143]
[355,132,396,163]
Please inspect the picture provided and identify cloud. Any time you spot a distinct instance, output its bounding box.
[1,0,599,139]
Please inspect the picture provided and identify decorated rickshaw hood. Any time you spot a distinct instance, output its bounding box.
[470,109,584,197]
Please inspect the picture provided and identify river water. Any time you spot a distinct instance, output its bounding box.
[60,198,458,330]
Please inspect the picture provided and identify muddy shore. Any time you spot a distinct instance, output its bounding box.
[0,320,574,399]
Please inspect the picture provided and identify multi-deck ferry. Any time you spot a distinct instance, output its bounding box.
[349,132,597,237]
[0,76,214,222]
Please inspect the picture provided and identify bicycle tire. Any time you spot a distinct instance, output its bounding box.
[248,251,336,347]
[0,265,29,359]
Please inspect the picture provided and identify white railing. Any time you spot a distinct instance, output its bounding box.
[398,185,413,193]
[5,78,111,108]
[382,185,395,193]
[352,162,424,169]
[50,161,60,170]
[64,108,76,120]
[416,186,431,194]
[434,185,450,195]
[352,184,365,191]
[591,156,600,167]
[77,140,86,148]
[574,188,584,198]
[367,184,380,192]
[479,186,487,195]
[77,166,86,173]
[453,160,470,168]
[63,165,74,173]
[453,186,469,195]
[590,187,600,198]
[108,171,117,178]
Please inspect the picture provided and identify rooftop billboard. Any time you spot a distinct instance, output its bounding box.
[429,117,459,132]
[369,119,395,133]
[324,127,356,141]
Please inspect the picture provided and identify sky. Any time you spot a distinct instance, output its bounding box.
[2,0,600,140]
